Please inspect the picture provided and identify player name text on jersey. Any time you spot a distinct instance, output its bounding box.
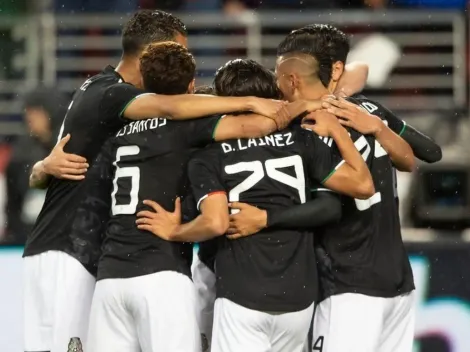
[116,118,167,137]
[221,132,294,153]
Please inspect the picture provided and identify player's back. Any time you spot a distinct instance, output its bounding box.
[98,116,220,281]
[315,97,414,299]
[24,66,135,273]
[198,125,322,312]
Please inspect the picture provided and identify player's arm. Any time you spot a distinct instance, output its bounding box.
[101,84,288,126]
[226,192,342,239]
[29,134,89,189]
[334,62,369,97]
[323,98,415,172]
[213,100,322,141]
[304,111,374,199]
[136,151,229,242]
[340,97,442,163]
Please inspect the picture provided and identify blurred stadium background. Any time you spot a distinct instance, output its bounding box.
[0,0,469,351]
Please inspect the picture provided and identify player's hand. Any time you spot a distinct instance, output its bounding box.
[322,97,384,135]
[301,109,343,137]
[226,202,267,240]
[43,134,89,180]
[136,198,182,241]
[250,98,290,130]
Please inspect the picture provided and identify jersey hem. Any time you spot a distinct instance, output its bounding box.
[218,294,316,313]
[321,285,416,301]
[97,266,192,281]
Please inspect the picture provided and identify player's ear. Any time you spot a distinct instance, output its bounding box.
[330,61,345,85]
[188,79,195,94]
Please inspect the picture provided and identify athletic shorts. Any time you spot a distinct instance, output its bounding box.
[23,250,95,352]
[312,292,415,352]
[212,297,314,352]
[86,270,200,352]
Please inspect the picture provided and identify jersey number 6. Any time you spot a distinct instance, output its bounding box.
[111,145,140,215]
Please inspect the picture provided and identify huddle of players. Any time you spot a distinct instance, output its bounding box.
[92,26,441,352]
[22,9,443,352]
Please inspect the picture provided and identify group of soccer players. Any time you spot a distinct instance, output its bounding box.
[22,9,442,352]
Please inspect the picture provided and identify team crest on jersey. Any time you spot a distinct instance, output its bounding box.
[201,333,209,351]
[67,337,83,352]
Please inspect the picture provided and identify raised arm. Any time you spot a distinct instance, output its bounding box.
[399,125,442,163]
[335,62,369,97]
[303,111,375,199]
[226,192,342,239]
[323,97,415,172]
[345,96,442,163]
[101,83,289,126]
[213,100,322,141]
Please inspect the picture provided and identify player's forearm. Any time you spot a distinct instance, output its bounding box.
[29,160,51,189]
[267,193,342,229]
[328,127,374,198]
[124,94,257,120]
[215,114,277,141]
[374,124,415,172]
[330,126,369,176]
[400,124,442,163]
[171,213,228,242]
[335,62,369,97]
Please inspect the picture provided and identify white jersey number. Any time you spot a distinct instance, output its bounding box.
[352,135,385,211]
[111,145,140,215]
[225,155,306,214]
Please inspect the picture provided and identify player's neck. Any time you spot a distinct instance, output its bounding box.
[298,83,330,100]
[115,58,141,87]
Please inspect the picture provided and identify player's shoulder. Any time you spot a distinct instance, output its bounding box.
[347,94,391,118]
[293,124,329,148]
[192,143,221,162]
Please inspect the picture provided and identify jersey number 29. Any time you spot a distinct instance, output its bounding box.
[225,155,306,214]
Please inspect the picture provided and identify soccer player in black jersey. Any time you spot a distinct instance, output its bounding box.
[22,10,291,352]
[227,25,442,352]
[137,58,375,352]
[86,42,321,352]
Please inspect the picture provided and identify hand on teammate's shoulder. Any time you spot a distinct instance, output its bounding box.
[322,97,383,135]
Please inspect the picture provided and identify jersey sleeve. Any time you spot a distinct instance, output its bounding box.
[183,115,222,148]
[181,193,199,223]
[301,130,342,185]
[188,148,226,211]
[99,83,148,122]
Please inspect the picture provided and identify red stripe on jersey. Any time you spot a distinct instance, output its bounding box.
[208,191,226,197]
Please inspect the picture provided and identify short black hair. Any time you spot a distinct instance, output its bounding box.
[194,85,215,95]
[122,10,187,57]
[214,59,281,99]
[140,42,195,95]
[277,24,350,87]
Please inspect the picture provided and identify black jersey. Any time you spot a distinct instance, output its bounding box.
[24,66,145,275]
[188,125,343,312]
[314,96,415,300]
[97,115,221,281]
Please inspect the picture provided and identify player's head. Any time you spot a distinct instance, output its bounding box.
[122,10,188,58]
[140,42,196,95]
[194,85,215,95]
[214,59,281,99]
[276,24,350,101]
